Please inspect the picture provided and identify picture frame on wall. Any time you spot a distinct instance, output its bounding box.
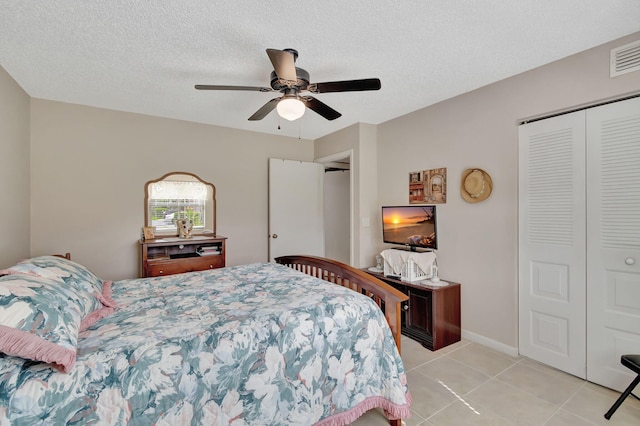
[409,168,447,204]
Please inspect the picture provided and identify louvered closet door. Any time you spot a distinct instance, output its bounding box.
[586,97,640,392]
[518,111,587,378]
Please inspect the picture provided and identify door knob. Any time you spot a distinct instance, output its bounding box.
[625,258,636,265]
[272,234,278,239]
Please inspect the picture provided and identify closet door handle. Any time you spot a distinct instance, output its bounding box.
[625,258,635,265]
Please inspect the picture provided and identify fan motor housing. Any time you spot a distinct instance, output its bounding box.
[270,68,310,91]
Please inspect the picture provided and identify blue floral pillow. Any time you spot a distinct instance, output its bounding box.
[0,274,84,372]
[0,256,116,319]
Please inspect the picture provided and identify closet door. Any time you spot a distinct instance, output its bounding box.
[518,111,586,378]
[586,97,640,391]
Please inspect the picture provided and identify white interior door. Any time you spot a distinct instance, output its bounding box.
[586,97,640,391]
[268,158,324,262]
[518,111,587,378]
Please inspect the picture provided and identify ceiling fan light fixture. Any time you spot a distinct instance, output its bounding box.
[196,49,380,122]
[277,97,305,121]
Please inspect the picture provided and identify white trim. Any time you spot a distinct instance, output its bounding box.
[461,329,519,358]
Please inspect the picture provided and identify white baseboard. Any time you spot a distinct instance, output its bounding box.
[461,329,519,358]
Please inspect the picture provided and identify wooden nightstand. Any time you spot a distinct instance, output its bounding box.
[362,269,461,350]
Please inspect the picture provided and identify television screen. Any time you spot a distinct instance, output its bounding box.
[382,205,437,250]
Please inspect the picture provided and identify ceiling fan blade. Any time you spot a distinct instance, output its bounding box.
[310,78,381,93]
[195,84,273,92]
[248,98,280,121]
[266,49,297,81]
[302,96,342,121]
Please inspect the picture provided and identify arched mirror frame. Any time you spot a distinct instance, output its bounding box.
[144,172,216,236]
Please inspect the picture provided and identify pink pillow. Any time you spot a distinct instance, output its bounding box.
[0,274,85,372]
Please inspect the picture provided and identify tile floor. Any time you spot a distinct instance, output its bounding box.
[353,338,640,425]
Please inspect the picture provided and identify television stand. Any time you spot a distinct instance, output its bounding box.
[362,269,461,351]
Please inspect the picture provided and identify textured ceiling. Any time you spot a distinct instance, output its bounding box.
[1,1,639,140]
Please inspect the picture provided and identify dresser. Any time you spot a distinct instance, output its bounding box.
[139,235,227,277]
[362,269,461,350]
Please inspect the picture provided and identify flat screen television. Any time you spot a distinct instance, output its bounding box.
[381,205,438,251]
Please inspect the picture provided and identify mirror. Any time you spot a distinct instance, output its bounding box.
[144,172,216,236]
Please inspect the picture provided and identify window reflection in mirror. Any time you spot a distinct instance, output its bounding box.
[144,172,216,236]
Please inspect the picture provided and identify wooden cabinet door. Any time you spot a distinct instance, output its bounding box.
[407,289,433,337]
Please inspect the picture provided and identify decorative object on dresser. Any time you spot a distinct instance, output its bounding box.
[363,268,461,351]
[380,248,436,282]
[176,217,193,239]
[142,226,155,240]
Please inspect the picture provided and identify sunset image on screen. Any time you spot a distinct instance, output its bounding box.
[382,206,435,247]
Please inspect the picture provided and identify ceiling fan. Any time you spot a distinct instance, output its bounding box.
[195,48,381,122]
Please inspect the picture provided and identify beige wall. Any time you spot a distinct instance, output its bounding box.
[28,100,314,280]
[324,169,350,264]
[376,32,640,351]
[0,66,31,266]
[315,122,379,267]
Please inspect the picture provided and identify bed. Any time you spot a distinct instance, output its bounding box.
[0,254,410,425]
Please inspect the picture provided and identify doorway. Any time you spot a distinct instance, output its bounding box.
[317,151,353,265]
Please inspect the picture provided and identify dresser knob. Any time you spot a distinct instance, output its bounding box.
[403,304,409,311]
[625,258,636,265]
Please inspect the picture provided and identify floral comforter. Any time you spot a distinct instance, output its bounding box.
[1,262,410,425]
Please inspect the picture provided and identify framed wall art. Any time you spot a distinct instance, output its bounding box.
[409,167,447,204]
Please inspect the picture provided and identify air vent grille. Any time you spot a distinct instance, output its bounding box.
[610,40,640,77]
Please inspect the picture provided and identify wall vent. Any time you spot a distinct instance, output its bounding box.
[610,40,640,77]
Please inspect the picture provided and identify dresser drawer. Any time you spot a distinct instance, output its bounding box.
[140,236,227,278]
[145,255,224,277]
